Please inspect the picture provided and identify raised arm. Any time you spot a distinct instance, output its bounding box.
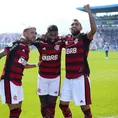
[84,4,97,40]
[0,49,8,59]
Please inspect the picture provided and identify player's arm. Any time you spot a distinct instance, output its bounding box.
[32,37,40,49]
[0,49,8,59]
[25,60,42,69]
[84,4,97,40]
[0,41,19,60]
[25,63,38,68]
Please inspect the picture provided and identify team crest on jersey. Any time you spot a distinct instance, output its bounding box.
[74,38,78,44]
[54,45,60,50]
[22,49,25,52]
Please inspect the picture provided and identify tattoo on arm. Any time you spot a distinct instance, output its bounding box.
[88,12,97,39]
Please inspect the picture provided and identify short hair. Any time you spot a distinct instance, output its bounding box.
[73,19,79,22]
[23,26,36,32]
[47,25,58,32]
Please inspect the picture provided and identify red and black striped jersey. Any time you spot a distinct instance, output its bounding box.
[0,41,30,85]
[33,36,64,78]
[65,33,92,79]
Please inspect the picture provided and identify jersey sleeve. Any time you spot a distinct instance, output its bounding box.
[4,41,18,54]
[82,33,92,44]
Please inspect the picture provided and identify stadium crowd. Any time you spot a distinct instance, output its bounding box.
[90,25,118,51]
[1,26,118,51]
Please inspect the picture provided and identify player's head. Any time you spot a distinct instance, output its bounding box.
[23,26,37,43]
[70,19,82,36]
[46,25,58,43]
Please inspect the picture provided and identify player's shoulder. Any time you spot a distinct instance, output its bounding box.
[58,35,68,42]
[39,34,48,43]
[80,32,88,39]
[7,40,19,47]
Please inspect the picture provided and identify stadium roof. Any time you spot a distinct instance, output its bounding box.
[76,4,118,13]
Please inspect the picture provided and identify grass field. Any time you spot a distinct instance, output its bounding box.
[0,50,118,118]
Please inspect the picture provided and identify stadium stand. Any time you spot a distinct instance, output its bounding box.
[0,33,21,49]
[0,4,118,51]
[77,4,118,51]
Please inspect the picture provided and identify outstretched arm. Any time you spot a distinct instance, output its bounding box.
[84,4,97,40]
[0,49,8,59]
[25,60,42,69]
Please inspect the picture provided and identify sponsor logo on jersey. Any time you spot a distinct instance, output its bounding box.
[42,54,58,61]
[9,43,18,51]
[7,42,13,47]
[66,47,77,54]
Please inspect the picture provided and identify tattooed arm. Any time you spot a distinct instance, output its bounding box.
[84,4,97,40]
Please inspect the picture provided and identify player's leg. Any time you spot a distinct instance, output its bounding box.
[37,75,49,117]
[1,80,24,118]
[45,76,60,118]
[45,95,58,118]
[8,102,22,118]
[39,95,49,118]
[59,101,72,118]
[81,105,92,118]
[59,78,72,118]
[72,75,92,118]
[106,51,108,58]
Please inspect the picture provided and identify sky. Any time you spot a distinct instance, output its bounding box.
[0,0,118,34]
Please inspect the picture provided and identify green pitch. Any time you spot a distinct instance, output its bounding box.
[0,50,118,118]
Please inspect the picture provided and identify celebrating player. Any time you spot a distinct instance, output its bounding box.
[33,25,64,118]
[59,4,97,118]
[0,27,38,118]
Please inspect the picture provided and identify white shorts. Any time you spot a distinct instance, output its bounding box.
[0,80,24,104]
[60,75,91,106]
[37,75,60,96]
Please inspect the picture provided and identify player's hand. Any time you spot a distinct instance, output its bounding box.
[38,60,43,66]
[35,60,43,67]
[84,4,91,13]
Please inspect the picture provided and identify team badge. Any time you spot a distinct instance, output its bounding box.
[13,95,17,100]
[54,45,60,50]
[74,38,78,44]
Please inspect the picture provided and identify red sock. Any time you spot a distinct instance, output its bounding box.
[45,104,56,118]
[82,108,92,118]
[59,104,72,118]
[10,108,21,118]
[41,105,47,117]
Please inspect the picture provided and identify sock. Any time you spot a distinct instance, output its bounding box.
[59,104,72,118]
[41,105,47,117]
[45,104,56,118]
[9,108,21,118]
[82,108,92,118]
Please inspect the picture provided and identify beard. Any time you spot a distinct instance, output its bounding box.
[71,28,80,36]
[47,38,57,44]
